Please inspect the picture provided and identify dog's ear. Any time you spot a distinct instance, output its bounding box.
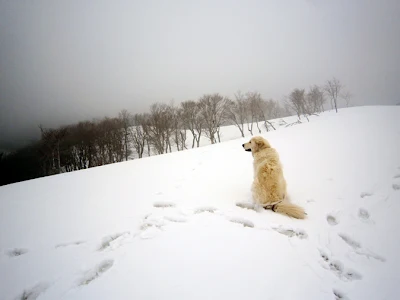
[252,137,270,152]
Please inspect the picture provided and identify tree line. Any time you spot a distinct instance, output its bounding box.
[0,77,350,186]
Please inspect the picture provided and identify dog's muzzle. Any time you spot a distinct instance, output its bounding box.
[242,144,251,152]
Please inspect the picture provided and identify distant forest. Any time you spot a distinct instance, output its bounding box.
[0,77,350,186]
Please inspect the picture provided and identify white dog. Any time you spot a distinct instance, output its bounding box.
[242,136,306,219]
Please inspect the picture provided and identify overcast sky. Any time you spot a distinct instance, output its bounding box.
[0,0,399,150]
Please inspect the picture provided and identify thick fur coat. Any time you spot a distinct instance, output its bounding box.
[242,136,306,219]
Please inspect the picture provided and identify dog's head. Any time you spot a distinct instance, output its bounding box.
[242,136,271,153]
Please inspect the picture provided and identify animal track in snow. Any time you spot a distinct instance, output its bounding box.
[329,260,344,276]
[318,250,362,282]
[272,226,308,239]
[98,232,130,251]
[15,282,49,300]
[79,259,114,286]
[55,240,86,248]
[338,233,361,250]
[392,183,400,191]
[338,233,386,262]
[360,192,373,198]
[327,214,339,226]
[6,248,28,257]
[358,208,370,221]
[153,201,176,208]
[319,249,330,262]
[194,206,217,214]
[228,217,254,228]
[235,202,257,211]
[164,216,187,223]
[354,249,386,262]
[333,289,349,300]
[139,218,165,231]
[343,269,363,281]
[393,174,400,179]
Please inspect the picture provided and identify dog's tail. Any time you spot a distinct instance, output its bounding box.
[273,201,306,219]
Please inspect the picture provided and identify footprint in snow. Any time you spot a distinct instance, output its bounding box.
[55,240,86,248]
[78,259,114,286]
[235,202,264,212]
[6,248,28,257]
[393,174,400,179]
[235,202,257,211]
[15,282,50,300]
[360,192,373,198]
[338,233,386,262]
[392,183,400,191]
[194,206,217,214]
[326,213,339,226]
[329,260,344,276]
[319,249,330,263]
[338,233,361,250]
[164,216,187,223]
[319,251,362,282]
[333,289,349,300]
[272,226,308,239]
[343,269,363,281]
[358,208,370,221]
[153,201,176,208]
[98,232,130,251]
[228,217,254,228]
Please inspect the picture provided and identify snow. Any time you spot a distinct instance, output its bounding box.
[1,106,400,300]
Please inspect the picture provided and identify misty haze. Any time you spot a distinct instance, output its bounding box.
[1,0,399,151]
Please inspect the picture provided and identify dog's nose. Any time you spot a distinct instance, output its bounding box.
[242,144,245,148]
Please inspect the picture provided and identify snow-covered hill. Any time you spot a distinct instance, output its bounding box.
[1,106,400,300]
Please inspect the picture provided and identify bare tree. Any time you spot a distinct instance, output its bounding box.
[324,77,342,113]
[38,125,68,174]
[244,92,259,135]
[342,91,353,107]
[306,85,325,114]
[254,98,277,132]
[198,93,227,144]
[119,109,133,161]
[193,104,204,147]
[181,100,199,148]
[131,114,147,158]
[146,103,175,155]
[285,88,308,120]
[224,91,247,137]
[171,106,187,151]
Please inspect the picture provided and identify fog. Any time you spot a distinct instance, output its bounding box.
[1,0,399,151]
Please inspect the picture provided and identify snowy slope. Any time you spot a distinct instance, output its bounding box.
[1,106,400,300]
